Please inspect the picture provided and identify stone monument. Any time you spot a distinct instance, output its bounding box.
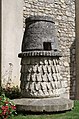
[13,16,74,112]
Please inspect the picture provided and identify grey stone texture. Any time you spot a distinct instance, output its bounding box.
[20,57,64,98]
[22,16,59,52]
[19,16,63,98]
[13,98,74,112]
[23,0,75,99]
[15,1,74,112]
[75,0,79,99]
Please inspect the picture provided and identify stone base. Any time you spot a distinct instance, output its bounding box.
[13,97,74,112]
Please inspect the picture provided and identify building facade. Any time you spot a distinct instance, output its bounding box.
[2,0,79,99]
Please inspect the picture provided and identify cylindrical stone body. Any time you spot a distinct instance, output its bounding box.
[20,56,62,98]
[19,16,62,98]
[22,16,59,52]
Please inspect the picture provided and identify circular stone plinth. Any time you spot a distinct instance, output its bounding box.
[13,98,74,112]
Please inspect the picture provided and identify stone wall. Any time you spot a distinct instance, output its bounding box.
[23,0,75,99]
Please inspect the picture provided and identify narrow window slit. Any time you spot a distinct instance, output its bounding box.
[43,42,52,50]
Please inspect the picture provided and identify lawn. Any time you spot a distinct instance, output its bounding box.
[13,100,79,119]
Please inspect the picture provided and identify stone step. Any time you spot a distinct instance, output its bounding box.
[13,98,74,112]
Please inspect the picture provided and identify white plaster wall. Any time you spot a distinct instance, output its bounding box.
[2,0,23,86]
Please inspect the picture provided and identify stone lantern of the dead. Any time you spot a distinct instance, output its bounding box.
[14,16,74,112]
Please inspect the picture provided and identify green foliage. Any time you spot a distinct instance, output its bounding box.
[1,85,21,99]
[0,94,17,119]
[0,86,2,95]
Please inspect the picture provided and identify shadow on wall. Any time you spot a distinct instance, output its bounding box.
[70,39,76,100]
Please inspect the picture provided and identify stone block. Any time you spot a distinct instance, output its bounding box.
[13,98,74,112]
[61,81,68,88]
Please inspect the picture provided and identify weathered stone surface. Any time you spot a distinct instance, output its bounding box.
[20,57,64,98]
[22,16,60,53]
[13,98,74,112]
[22,0,75,100]
[18,51,62,57]
[64,62,69,67]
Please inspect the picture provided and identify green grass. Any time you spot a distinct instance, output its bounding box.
[13,100,79,119]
